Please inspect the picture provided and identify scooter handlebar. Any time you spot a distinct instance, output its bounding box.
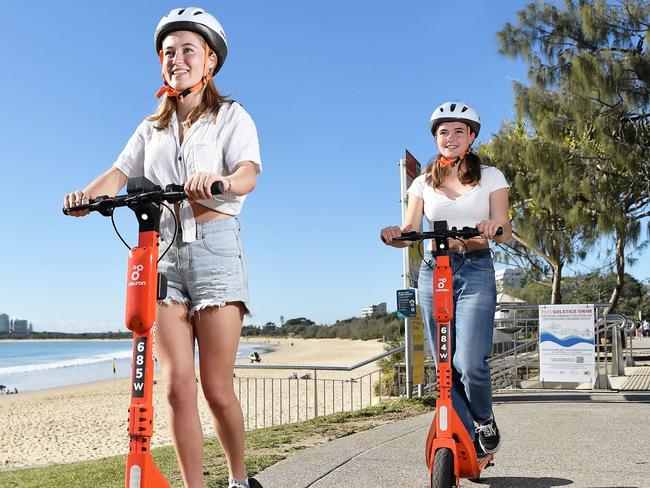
[63,181,223,216]
[395,226,503,241]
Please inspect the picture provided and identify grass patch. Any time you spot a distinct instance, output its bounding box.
[0,397,434,487]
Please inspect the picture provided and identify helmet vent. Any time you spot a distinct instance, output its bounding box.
[450,103,456,111]
[461,106,468,112]
[193,10,203,15]
[178,9,185,15]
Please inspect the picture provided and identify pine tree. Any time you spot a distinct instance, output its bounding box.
[481,117,596,303]
[496,0,650,310]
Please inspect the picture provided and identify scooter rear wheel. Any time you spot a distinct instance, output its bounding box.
[431,447,456,488]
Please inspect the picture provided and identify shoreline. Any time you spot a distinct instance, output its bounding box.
[0,338,280,395]
[0,337,386,470]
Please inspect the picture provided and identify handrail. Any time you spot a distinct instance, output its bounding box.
[495,302,614,311]
[491,304,635,386]
[234,345,405,372]
[231,345,406,426]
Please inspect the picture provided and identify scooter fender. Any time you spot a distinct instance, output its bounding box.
[425,407,481,479]
[126,449,170,488]
[125,246,157,332]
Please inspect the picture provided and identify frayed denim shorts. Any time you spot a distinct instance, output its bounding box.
[158,217,251,316]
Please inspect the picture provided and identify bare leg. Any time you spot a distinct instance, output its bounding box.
[194,303,247,480]
[156,302,205,488]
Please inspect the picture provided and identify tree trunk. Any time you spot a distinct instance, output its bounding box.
[605,231,625,314]
[551,261,563,304]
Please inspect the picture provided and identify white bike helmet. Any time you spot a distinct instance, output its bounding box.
[429,101,481,137]
[154,7,228,75]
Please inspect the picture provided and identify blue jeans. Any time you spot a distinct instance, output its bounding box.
[417,249,496,438]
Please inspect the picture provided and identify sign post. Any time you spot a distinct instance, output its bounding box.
[400,150,424,397]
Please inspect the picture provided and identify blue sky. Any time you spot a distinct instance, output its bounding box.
[1,1,647,332]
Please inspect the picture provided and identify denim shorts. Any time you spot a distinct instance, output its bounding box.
[158,218,251,315]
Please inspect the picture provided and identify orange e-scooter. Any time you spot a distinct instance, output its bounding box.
[395,220,501,488]
[64,177,221,488]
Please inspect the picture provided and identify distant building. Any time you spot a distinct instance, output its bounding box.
[0,314,9,333]
[495,268,525,292]
[12,319,29,334]
[361,302,387,319]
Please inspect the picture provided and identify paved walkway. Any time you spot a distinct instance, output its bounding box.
[620,366,650,390]
[255,391,650,488]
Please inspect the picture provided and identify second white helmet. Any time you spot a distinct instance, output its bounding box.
[429,102,481,137]
[154,7,228,75]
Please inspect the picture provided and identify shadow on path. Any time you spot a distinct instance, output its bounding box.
[469,476,572,487]
[494,392,650,404]
[468,477,641,488]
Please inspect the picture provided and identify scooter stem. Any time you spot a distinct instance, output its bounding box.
[124,205,170,487]
[433,254,454,434]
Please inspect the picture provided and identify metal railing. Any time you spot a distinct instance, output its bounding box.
[487,303,632,390]
[231,306,640,430]
[393,304,636,394]
[232,346,404,430]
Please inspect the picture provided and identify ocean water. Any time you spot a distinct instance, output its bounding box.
[0,340,264,393]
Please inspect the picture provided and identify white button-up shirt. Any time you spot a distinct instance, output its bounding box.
[113,101,262,242]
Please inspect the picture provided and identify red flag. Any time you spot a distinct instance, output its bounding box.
[405,149,420,180]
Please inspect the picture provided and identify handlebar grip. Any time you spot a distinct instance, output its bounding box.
[395,232,420,241]
[168,181,222,196]
[62,195,111,216]
[62,202,92,215]
[168,182,223,195]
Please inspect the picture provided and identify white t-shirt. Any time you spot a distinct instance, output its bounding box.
[114,101,261,242]
[407,165,509,231]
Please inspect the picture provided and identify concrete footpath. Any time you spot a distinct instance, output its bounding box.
[255,391,650,488]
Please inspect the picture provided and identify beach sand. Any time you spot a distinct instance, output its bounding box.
[0,337,387,470]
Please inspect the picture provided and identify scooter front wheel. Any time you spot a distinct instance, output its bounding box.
[430,447,456,488]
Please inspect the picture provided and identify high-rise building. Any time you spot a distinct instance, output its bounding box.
[12,319,29,333]
[361,302,387,319]
[495,268,525,292]
[0,314,9,333]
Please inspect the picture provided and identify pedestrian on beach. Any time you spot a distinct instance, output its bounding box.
[63,7,262,488]
[643,319,650,337]
[380,101,512,456]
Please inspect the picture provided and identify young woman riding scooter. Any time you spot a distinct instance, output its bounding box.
[64,7,262,488]
[380,101,511,456]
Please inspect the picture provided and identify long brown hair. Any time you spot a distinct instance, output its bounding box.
[424,152,483,188]
[148,36,229,131]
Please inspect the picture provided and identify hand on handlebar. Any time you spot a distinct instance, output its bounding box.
[184,172,227,201]
[63,190,90,217]
[63,178,224,217]
[380,223,412,246]
[476,219,503,240]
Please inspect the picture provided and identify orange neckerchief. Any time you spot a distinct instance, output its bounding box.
[436,145,473,168]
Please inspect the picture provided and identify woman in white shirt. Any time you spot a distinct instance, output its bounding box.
[64,8,262,488]
[380,102,512,457]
